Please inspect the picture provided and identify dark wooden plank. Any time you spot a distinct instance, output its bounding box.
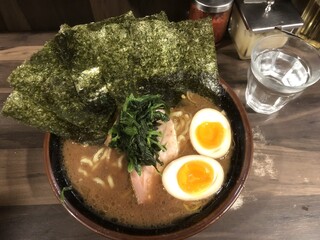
[0,0,31,31]
[0,32,56,49]
[0,147,56,206]
[0,30,320,240]
[0,45,43,61]
[0,122,44,149]
[0,93,45,149]
[193,195,320,240]
[89,0,132,21]
[253,90,320,151]
[17,0,62,31]
[0,34,53,150]
[16,0,94,31]
[216,38,250,84]
[53,0,94,27]
[0,10,8,32]
[0,194,319,240]
[128,0,189,21]
[0,205,105,240]
[0,62,18,88]
[216,38,320,152]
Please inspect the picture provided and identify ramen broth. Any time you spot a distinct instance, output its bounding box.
[63,92,233,228]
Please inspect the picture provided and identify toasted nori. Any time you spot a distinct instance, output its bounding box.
[5,13,136,135]
[7,44,116,134]
[134,19,220,106]
[1,12,219,143]
[2,91,106,142]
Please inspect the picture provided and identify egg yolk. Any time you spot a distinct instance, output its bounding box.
[177,160,214,194]
[196,121,225,149]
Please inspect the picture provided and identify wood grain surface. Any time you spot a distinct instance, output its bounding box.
[0,31,320,240]
[0,0,190,32]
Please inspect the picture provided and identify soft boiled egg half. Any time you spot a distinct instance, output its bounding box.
[190,108,232,159]
[162,155,224,201]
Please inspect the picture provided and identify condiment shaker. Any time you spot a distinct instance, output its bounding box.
[189,0,234,43]
[229,0,303,59]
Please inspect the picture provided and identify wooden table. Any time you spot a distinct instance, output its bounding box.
[1,32,319,240]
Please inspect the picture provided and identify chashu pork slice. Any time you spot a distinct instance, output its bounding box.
[130,119,179,204]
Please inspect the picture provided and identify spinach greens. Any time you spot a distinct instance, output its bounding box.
[109,94,169,175]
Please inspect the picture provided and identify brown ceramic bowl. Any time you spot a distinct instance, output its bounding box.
[44,78,253,240]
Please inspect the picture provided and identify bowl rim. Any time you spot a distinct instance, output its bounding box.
[43,78,253,240]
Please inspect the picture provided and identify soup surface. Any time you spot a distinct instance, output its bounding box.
[63,92,233,228]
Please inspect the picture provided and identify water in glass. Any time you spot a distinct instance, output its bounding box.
[246,49,310,114]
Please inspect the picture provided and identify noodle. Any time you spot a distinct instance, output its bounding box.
[93,147,105,163]
[80,157,93,167]
[171,109,192,150]
[92,161,102,172]
[186,92,197,104]
[93,177,105,187]
[170,111,184,118]
[78,168,88,177]
[62,92,233,228]
[107,175,115,188]
[177,135,186,145]
[183,201,202,212]
[117,155,124,169]
[101,147,112,162]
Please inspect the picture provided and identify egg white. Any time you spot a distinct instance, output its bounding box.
[162,155,224,201]
[189,108,232,159]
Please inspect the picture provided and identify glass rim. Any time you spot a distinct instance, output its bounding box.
[250,33,320,91]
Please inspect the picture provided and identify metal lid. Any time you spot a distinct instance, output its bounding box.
[195,0,234,13]
[235,0,303,32]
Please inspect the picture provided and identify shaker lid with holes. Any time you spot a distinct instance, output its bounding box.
[194,0,234,13]
[235,0,303,32]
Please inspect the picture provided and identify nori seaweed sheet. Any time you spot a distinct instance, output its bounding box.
[2,91,106,142]
[1,12,219,143]
[134,19,220,105]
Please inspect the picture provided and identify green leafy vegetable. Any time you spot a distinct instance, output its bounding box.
[60,186,73,202]
[1,12,219,144]
[108,94,169,175]
[1,91,105,142]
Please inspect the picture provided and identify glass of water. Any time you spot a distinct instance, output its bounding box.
[245,34,320,114]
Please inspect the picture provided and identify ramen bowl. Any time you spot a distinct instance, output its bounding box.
[44,78,253,240]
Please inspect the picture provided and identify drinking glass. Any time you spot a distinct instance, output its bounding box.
[245,34,320,114]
